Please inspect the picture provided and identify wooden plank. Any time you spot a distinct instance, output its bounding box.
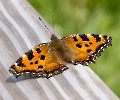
[0,0,119,100]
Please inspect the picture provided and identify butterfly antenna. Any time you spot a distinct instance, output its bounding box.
[39,17,53,35]
[52,13,55,35]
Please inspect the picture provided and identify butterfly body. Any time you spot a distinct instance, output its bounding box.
[9,34,112,78]
[50,35,74,63]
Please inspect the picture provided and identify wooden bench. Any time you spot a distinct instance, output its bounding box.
[0,0,119,99]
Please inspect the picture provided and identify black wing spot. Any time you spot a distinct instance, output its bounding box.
[40,55,45,60]
[21,63,25,67]
[16,57,22,66]
[36,48,41,53]
[25,50,34,60]
[92,34,101,42]
[76,44,82,48]
[89,42,92,45]
[30,62,33,65]
[38,65,43,69]
[16,58,25,67]
[87,49,92,53]
[103,35,107,40]
[73,36,78,41]
[79,34,89,41]
[35,60,38,64]
[85,44,89,47]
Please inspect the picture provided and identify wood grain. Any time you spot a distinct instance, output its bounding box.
[0,0,119,100]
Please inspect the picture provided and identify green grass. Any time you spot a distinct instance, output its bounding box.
[28,0,120,97]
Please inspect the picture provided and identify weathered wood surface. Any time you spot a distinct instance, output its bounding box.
[0,0,119,100]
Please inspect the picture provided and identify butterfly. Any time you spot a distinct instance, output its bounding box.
[9,33,112,79]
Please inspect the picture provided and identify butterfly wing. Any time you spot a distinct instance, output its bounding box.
[61,34,112,65]
[9,43,68,78]
[9,34,112,78]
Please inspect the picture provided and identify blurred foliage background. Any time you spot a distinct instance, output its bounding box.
[28,0,120,97]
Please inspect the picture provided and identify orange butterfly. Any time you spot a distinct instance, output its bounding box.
[9,33,112,78]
